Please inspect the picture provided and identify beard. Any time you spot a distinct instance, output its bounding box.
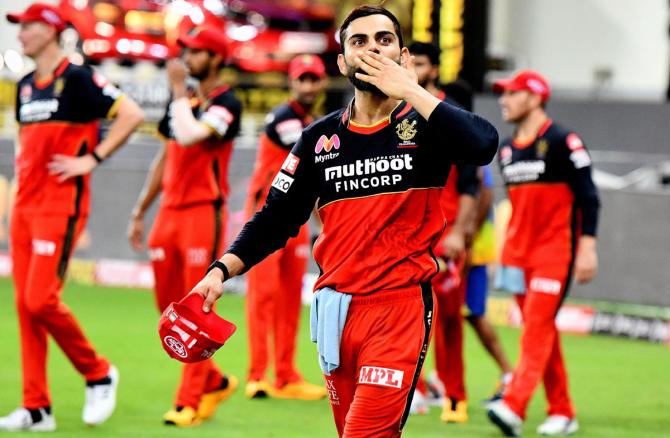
[188,64,209,81]
[344,56,404,97]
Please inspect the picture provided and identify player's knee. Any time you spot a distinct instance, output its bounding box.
[24,295,60,316]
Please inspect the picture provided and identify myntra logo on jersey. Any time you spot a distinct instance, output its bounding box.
[502,160,546,183]
[325,155,413,193]
[358,366,404,388]
[314,134,340,163]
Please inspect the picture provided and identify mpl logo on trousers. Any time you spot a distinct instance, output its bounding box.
[315,134,340,153]
[358,366,404,388]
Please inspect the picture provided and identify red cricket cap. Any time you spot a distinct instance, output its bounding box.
[177,26,228,58]
[493,70,551,102]
[288,54,326,80]
[6,3,66,33]
[158,293,236,363]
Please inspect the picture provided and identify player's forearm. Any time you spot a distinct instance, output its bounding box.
[427,102,499,165]
[403,83,442,120]
[452,194,477,233]
[578,235,597,251]
[94,97,144,159]
[171,98,211,146]
[473,187,492,231]
[132,148,165,218]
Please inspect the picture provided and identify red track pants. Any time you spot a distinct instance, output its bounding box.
[245,224,308,387]
[148,202,226,408]
[324,284,434,437]
[503,267,576,419]
[10,209,109,409]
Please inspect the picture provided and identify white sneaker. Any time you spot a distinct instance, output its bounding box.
[537,415,579,435]
[0,407,56,432]
[409,389,429,415]
[487,400,523,437]
[82,365,119,426]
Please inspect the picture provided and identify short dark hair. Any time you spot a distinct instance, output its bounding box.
[338,5,404,54]
[407,41,440,66]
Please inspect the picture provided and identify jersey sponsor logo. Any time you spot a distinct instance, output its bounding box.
[500,145,513,165]
[149,247,166,261]
[281,153,300,175]
[32,239,56,256]
[272,172,295,193]
[20,84,32,104]
[358,366,404,388]
[19,98,59,122]
[187,247,208,266]
[529,277,562,295]
[502,160,546,183]
[276,119,303,146]
[570,149,591,169]
[164,335,188,358]
[566,133,584,151]
[315,134,340,153]
[325,379,340,405]
[201,111,230,137]
[325,155,413,193]
[207,105,234,124]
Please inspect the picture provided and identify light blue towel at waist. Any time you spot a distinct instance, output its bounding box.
[494,265,527,294]
[309,287,352,376]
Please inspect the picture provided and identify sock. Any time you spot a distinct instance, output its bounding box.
[27,407,50,423]
[86,376,112,387]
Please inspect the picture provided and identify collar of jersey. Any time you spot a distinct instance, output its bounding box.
[34,58,69,90]
[342,99,412,134]
[512,118,553,148]
[288,99,313,123]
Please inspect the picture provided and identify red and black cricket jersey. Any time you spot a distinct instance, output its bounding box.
[229,99,498,294]
[245,100,313,217]
[499,119,600,270]
[14,59,123,216]
[157,86,241,208]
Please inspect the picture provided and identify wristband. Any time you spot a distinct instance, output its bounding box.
[90,150,104,163]
[207,260,229,282]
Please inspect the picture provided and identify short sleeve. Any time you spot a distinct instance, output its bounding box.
[199,92,242,141]
[74,67,124,120]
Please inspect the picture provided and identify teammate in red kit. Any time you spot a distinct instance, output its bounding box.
[244,54,328,401]
[487,70,600,437]
[0,3,144,432]
[190,6,498,436]
[409,41,478,422]
[127,27,241,427]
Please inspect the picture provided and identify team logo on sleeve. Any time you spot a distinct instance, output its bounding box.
[566,133,584,151]
[358,366,404,388]
[276,119,303,145]
[271,172,295,193]
[500,145,513,165]
[281,153,300,175]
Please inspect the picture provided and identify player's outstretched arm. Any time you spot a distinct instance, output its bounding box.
[48,97,145,181]
[192,253,245,312]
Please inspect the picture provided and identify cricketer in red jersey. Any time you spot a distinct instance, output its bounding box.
[0,3,144,432]
[190,6,498,437]
[127,27,241,427]
[243,54,328,401]
[409,41,479,422]
[487,70,599,437]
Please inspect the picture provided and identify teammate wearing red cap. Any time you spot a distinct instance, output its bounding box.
[189,6,498,436]
[408,41,479,422]
[487,70,600,437]
[243,54,328,401]
[0,2,144,432]
[128,26,241,427]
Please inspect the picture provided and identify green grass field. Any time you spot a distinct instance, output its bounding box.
[1,278,669,437]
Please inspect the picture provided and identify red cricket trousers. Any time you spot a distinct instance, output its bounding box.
[148,202,226,408]
[245,224,308,387]
[503,266,576,419]
[10,209,110,409]
[324,284,434,437]
[432,257,467,401]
